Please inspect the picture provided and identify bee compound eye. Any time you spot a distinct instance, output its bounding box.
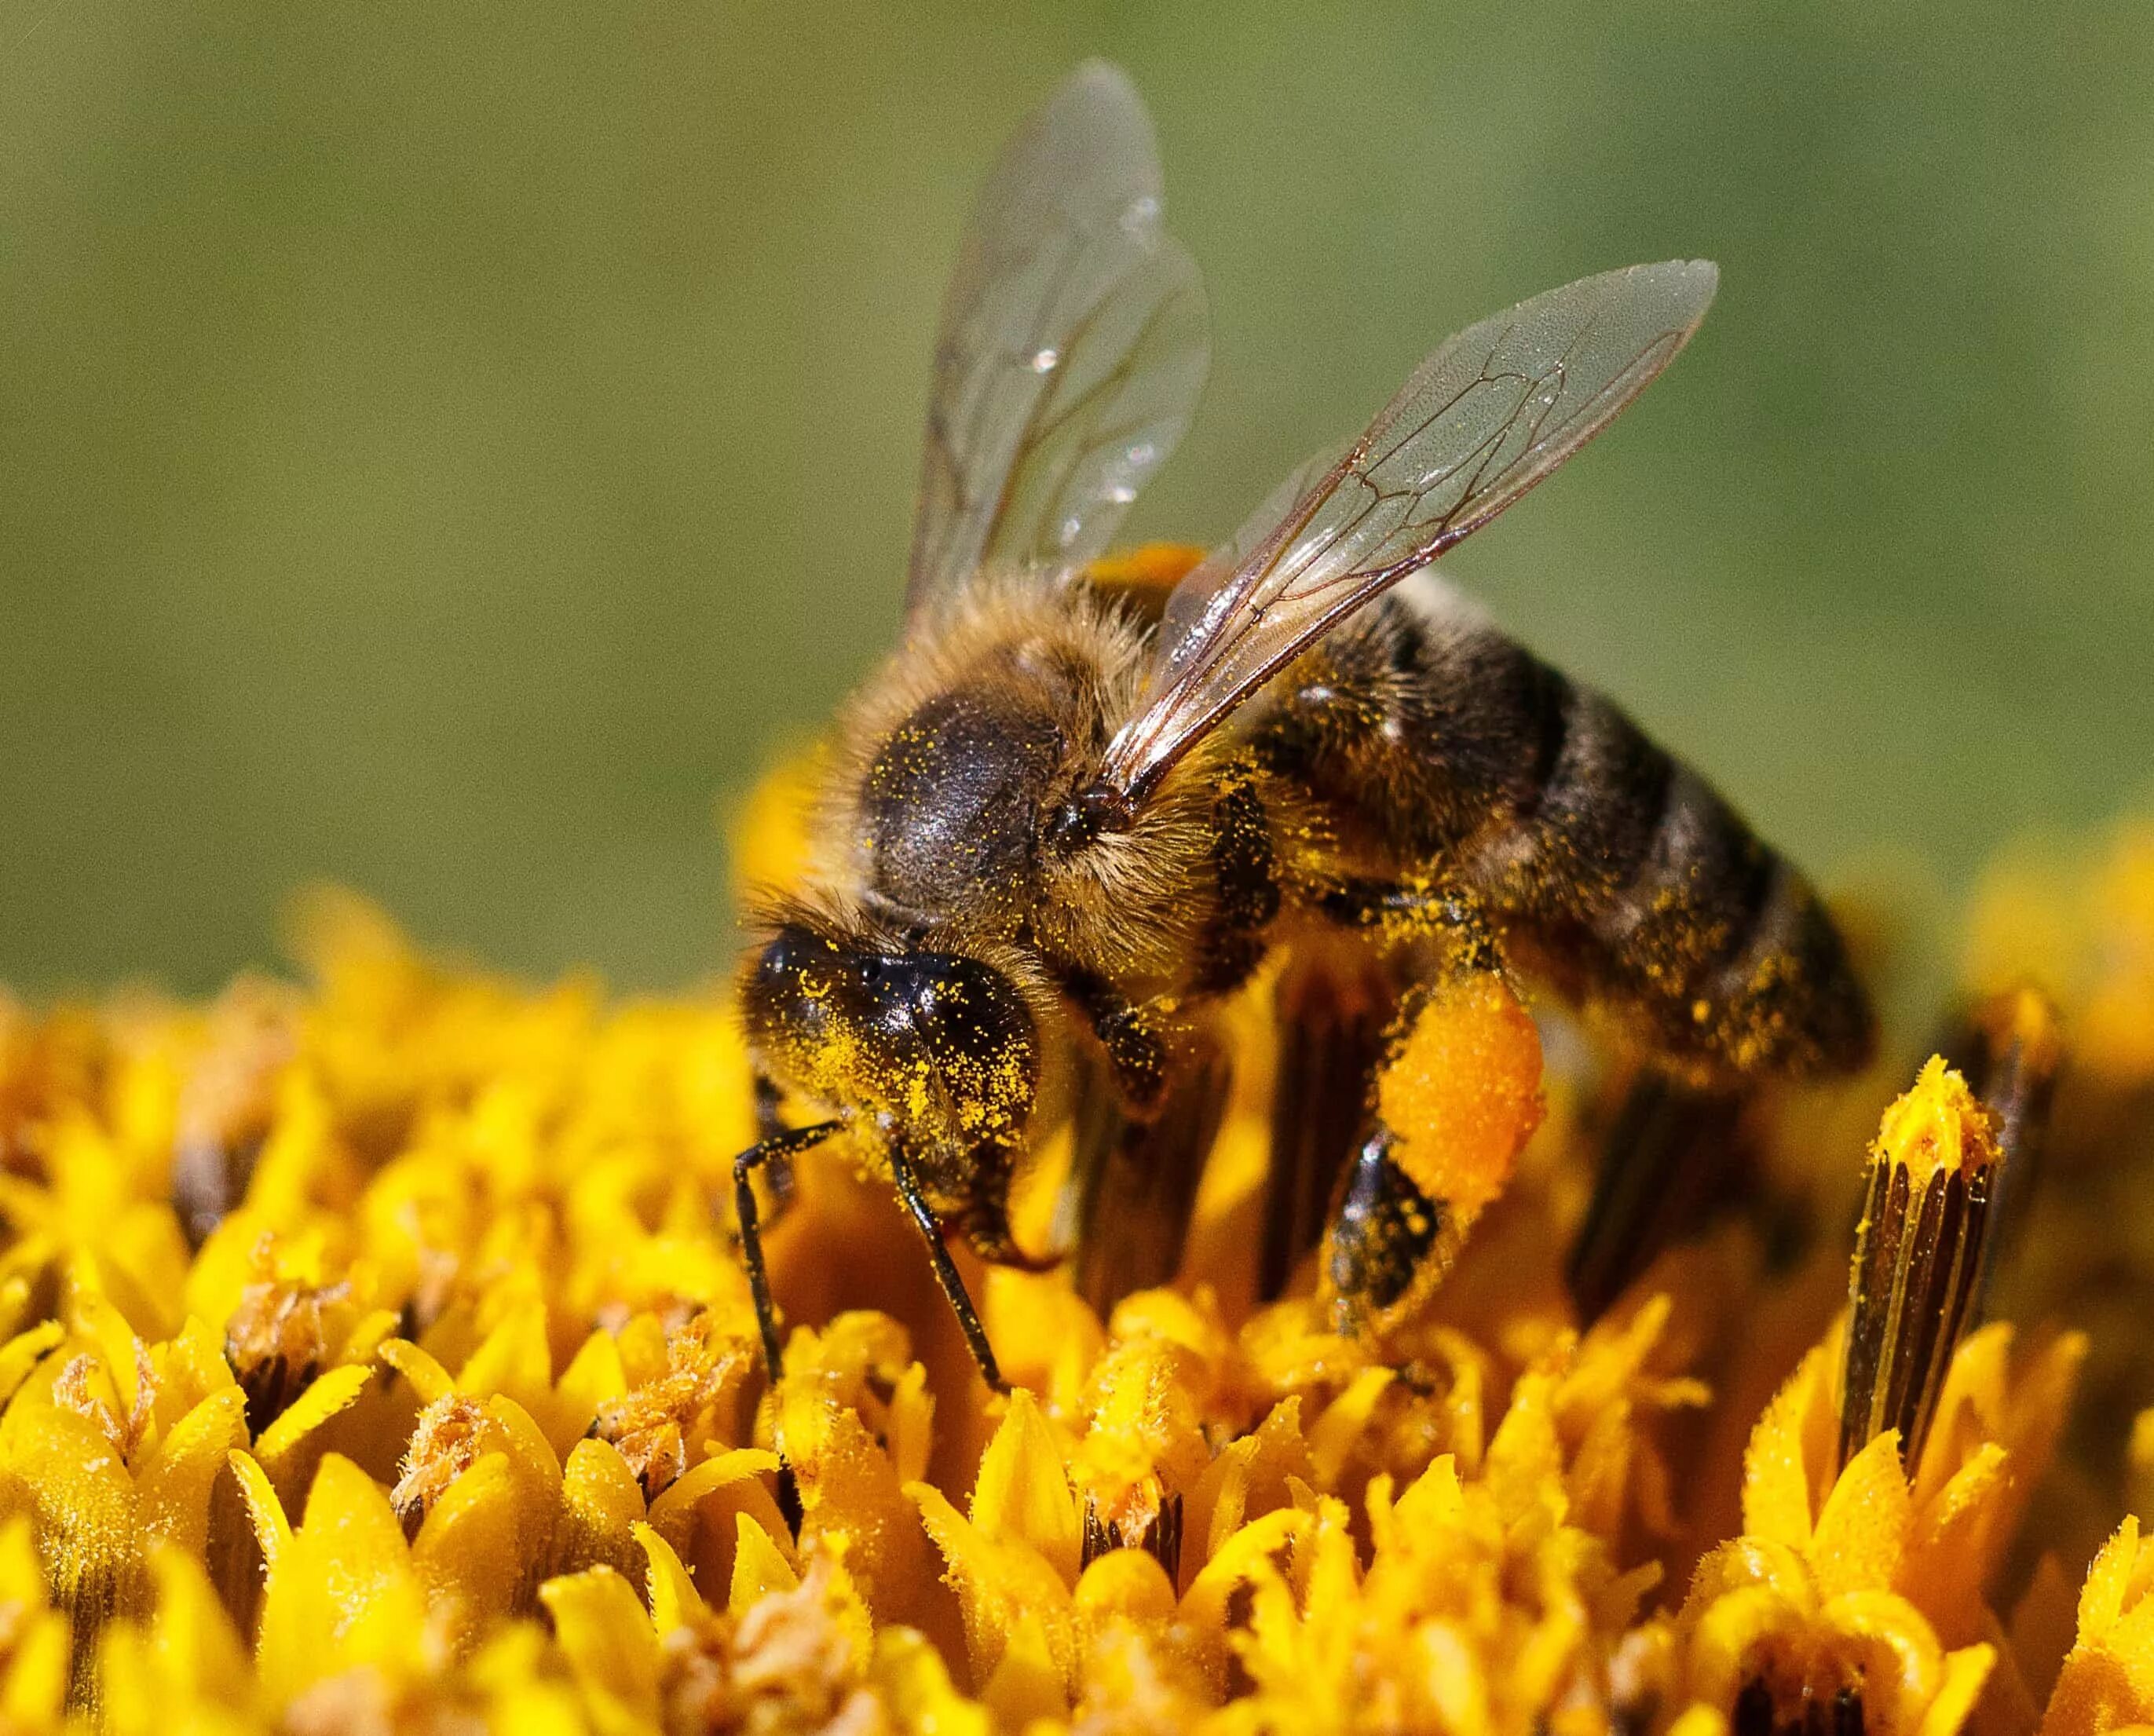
[756,933,799,979]
[755,926,841,989]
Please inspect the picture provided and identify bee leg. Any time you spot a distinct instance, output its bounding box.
[960,1151,1064,1274]
[1563,1070,1748,1323]
[1264,946,1398,1300]
[752,1069,799,1208]
[731,1119,843,1379]
[1058,966,1174,1113]
[1061,1031,1232,1315]
[1304,886,1541,1336]
[1323,1123,1458,1336]
[887,1139,1007,1391]
[1315,875,1502,969]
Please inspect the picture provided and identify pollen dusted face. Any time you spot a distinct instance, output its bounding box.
[738,921,1038,1153]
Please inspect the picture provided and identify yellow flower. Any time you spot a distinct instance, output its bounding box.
[4,791,2154,1734]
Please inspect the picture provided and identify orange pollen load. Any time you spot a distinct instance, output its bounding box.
[1375,971,1547,1219]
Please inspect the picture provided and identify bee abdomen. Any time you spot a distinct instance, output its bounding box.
[1487,689,1872,1077]
[1263,578,1873,1080]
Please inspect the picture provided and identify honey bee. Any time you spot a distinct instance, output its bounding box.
[735,62,1873,1388]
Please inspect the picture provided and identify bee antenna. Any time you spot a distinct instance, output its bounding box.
[1045,779,1136,853]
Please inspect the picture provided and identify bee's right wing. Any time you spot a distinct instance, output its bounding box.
[905,61,1209,623]
[1099,261,1717,804]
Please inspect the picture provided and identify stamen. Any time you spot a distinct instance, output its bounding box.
[1837,1058,2002,1472]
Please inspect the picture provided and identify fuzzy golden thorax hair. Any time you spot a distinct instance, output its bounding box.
[796,568,1234,996]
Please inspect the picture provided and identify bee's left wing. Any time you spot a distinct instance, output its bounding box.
[1098,261,1717,804]
[905,61,1209,622]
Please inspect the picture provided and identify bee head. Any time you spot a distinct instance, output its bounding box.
[740,914,1038,1147]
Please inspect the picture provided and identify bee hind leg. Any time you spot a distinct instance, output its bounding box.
[1304,881,1545,1338]
[1563,1070,1750,1324]
[1322,1124,1464,1336]
[1058,1032,1233,1317]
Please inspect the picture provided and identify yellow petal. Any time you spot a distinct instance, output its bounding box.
[730,1512,802,1615]
[142,1543,253,1706]
[252,1361,372,1480]
[871,1625,994,1736]
[645,1446,779,1547]
[0,1323,64,1409]
[1,1398,146,1632]
[1179,1507,1306,1681]
[555,1435,645,1581]
[1822,1588,1947,1726]
[254,1453,428,1704]
[539,1566,660,1733]
[1687,1583,1807,1711]
[0,1606,71,1731]
[1073,1548,1176,1631]
[1809,1430,1914,1601]
[1743,1348,1829,1548]
[910,1479,1076,1687]
[779,1367,938,1628]
[134,1386,247,1559]
[969,1388,1080,1587]
[556,1330,627,1442]
[1486,1370,1567,1532]
[226,1448,291,1573]
[1902,1442,2008,1639]
[634,1519,708,1634]
[979,1609,1068,1727]
[1918,1643,1997,1736]
[379,1337,456,1405]
[459,1300,579,1455]
[410,1449,525,1647]
[1307,1366,1393,1489]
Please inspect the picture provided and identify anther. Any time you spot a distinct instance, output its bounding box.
[1837,1057,2002,1474]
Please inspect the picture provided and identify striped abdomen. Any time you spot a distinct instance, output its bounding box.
[1249,572,1874,1081]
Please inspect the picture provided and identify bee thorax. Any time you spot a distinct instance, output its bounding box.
[862,688,1067,919]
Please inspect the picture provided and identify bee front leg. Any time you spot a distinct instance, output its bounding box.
[958,1143,1064,1274]
[732,1119,844,1379]
[1058,967,1173,1113]
[751,1069,801,1210]
[1050,969,1232,1313]
[887,1139,1007,1392]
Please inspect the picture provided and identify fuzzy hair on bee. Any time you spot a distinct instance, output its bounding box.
[806,570,1236,992]
[730,61,1874,1391]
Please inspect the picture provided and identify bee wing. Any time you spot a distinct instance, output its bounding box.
[1099,261,1717,803]
[905,61,1210,620]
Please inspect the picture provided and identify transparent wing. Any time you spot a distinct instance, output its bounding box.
[906,61,1210,619]
[1099,261,1717,801]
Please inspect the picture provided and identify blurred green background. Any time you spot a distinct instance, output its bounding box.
[4,1,2149,997]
